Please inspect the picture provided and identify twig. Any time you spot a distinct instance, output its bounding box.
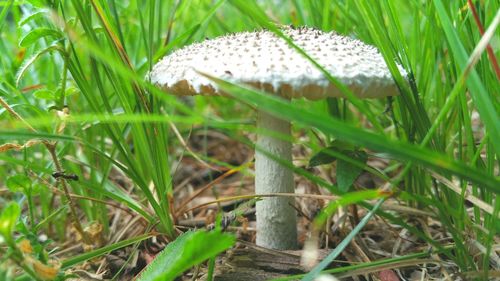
[175,163,250,217]
[180,192,340,215]
[0,96,37,132]
[0,96,90,244]
[28,170,138,217]
[45,142,91,244]
[168,120,225,172]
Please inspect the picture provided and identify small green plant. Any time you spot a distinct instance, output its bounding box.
[309,140,368,192]
[137,230,235,281]
[0,202,61,281]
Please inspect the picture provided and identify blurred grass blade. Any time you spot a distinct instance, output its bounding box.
[229,0,385,133]
[274,250,434,280]
[34,205,68,232]
[0,0,13,33]
[203,74,500,192]
[149,0,226,67]
[433,0,500,155]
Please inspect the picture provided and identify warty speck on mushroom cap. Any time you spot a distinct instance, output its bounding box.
[149,27,406,100]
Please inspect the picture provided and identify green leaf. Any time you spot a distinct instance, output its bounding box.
[16,45,65,86]
[19,10,48,27]
[19,28,62,47]
[64,87,80,97]
[309,146,338,167]
[30,183,46,195]
[6,174,32,193]
[337,151,368,192]
[137,230,235,281]
[33,89,56,100]
[0,202,21,243]
[54,88,63,103]
[309,140,355,167]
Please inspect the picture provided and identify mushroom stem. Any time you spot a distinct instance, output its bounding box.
[255,109,297,250]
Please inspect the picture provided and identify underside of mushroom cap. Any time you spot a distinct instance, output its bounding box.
[149,27,406,100]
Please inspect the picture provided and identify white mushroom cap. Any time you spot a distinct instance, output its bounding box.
[150,27,405,100]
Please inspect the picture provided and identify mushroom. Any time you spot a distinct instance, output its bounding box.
[149,26,403,250]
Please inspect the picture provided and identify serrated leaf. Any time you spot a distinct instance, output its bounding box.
[19,10,47,27]
[6,174,32,193]
[0,202,21,243]
[16,45,64,86]
[137,230,235,281]
[19,28,62,47]
[33,89,56,100]
[337,151,368,192]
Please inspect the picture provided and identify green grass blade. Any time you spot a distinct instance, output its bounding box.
[302,199,385,281]
[204,74,500,192]
[61,233,154,268]
[433,0,500,155]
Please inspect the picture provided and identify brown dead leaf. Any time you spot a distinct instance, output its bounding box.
[17,239,33,254]
[29,257,61,281]
[0,139,42,153]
